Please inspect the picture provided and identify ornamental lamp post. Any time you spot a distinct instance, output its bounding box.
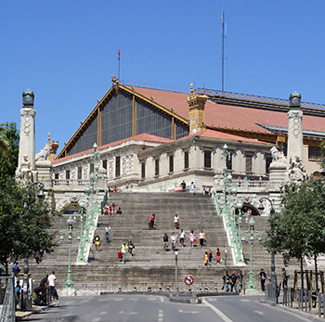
[77,200,87,262]
[174,251,178,294]
[258,197,277,302]
[60,216,77,291]
[246,217,257,291]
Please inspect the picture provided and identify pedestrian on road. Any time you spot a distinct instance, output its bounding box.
[222,271,231,292]
[190,181,195,194]
[121,243,128,263]
[203,251,209,266]
[189,230,196,248]
[105,224,111,243]
[48,271,61,302]
[259,268,267,292]
[282,268,288,289]
[230,271,238,293]
[237,270,244,293]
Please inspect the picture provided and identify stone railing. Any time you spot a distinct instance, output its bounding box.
[53,179,89,186]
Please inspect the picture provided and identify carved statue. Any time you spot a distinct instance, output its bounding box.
[287,155,307,182]
[270,146,287,165]
[35,144,50,161]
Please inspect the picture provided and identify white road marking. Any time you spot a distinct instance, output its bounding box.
[98,298,109,302]
[99,311,107,315]
[92,318,101,322]
[178,309,199,314]
[114,298,123,301]
[254,311,264,315]
[240,299,250,302]
[158,309,163,321]
[64,301,75,305]
[202,298,234,322]
[119,311,138,315]
[147,297,157,301]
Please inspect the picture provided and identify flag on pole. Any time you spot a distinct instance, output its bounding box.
[117,49,120,59]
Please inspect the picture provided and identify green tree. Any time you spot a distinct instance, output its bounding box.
[0,122,19,178]
[264,180,325,289]
[0,121,57,274]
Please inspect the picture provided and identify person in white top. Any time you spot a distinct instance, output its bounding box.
[170,232,177,250]
[174,214,180,229]
[105,224,111,243]
[199,230,206,247]
[48,271,61,301]
[179,229,186,247]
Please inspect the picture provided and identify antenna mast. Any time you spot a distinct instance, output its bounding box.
[221,10,225,92]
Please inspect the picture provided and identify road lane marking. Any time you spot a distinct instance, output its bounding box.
[202,298,234,322]
[254,311,264,315]
[80,299,90,304]
[119,311,138,315]
[92,318,101,322]
[114,298,123,301]
[99,311,107,315]
[158,309,163,321]
[179,309,199,314]
[240,299,250,302]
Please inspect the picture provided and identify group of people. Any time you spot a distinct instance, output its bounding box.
[203,248,222,266]
[161,228,208,250]
[223,270,244,293]
[120,240,135,263]
[259,267,288,292]
[103,202,122,215]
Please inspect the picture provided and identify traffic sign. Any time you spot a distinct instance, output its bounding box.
[184,275,194,286]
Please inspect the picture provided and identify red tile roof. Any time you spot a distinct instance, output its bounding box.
[52,133,173,164]
[130,86,325,133]
[186,129,272,144]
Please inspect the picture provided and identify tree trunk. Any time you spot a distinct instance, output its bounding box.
[314,254,318,293]
[300,257,304,290]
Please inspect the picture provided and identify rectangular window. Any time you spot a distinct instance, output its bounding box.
[246,155,253,174]
[265,155,272,174]
[89,163,94,175]
[77,166,82,180]
[65,170,70,180]
[141,161,146,179]
[184,151,189,169]
[155,159,159,176]
[226,153,232,170]
[102,159,107,170]
[308,146,321,160]
[54,173,59,180]
[115,156,121,177]
[169,155,174,173]
[204,150,212,168]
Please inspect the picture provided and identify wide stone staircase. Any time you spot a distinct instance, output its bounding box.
[28,192,301,293]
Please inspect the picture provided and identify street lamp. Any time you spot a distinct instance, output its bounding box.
[22,181,45,311]
[246,217,256,291]
[77,200,87,263]
[174,251,178,294]
[60,217,78,292]
[258,197,277,302]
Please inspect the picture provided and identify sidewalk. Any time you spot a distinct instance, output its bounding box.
[15,304,48,321]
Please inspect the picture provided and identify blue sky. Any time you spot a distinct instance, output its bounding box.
[1,0,325,153]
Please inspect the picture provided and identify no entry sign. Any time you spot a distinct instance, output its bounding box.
[184,275,194,286]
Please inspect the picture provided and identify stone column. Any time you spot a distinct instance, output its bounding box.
[287,91,303,165]
[17,89,37,180]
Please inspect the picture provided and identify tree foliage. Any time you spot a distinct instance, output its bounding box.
[0,122,57,271]
[264,180,325,271]
[0,122,19,178]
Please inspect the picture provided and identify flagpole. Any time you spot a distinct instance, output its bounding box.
[117,49,121,81]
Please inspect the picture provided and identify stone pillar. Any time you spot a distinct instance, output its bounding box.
[287,91,303,165]
[186,84,208,135]
[17,89,37,181]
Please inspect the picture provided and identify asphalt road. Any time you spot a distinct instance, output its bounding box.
[24,294,314,322]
